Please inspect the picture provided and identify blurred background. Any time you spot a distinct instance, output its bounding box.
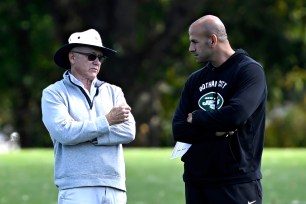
[0,0,305,149]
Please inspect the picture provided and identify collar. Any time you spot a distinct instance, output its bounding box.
[64,70,98,99]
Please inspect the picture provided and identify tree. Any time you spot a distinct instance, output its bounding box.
[0,0,60,146]
[0,0,305,147]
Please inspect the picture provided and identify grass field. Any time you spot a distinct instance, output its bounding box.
[0,148,306,204]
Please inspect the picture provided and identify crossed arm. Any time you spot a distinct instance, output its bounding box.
[172,63,266,143]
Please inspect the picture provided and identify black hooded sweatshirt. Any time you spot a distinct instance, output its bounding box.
[172,49,267,186]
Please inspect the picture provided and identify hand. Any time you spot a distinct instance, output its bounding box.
[187,113,193,123]
[106,104,131,126]
[215,130,236,137]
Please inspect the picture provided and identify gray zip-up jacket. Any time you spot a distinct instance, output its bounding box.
[41,71,136,191]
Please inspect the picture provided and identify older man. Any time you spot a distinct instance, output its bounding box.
[41,29,135,204]
[172,15,267,204]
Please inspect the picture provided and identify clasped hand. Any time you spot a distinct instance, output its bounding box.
[106,104,131,126]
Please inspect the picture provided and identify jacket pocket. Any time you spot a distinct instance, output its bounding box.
[227,133,241,163]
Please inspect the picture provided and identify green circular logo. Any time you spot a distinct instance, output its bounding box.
[198,92,224,111]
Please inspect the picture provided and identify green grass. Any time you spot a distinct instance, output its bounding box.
[0,148,306,204]
[261,149,306,204]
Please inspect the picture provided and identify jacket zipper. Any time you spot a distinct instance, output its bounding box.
[68,76,104,110]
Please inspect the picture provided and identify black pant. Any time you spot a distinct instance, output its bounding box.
[185,180,262,204]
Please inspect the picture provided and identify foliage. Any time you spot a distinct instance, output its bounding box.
[0,0,305,147]
[0,0,61,146]
[1,148,306,203]
[265,67,306,147]
[266,102,306,147]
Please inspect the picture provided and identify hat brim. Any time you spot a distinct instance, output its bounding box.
[54,43,117,69]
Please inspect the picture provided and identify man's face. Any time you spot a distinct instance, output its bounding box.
[69,46,104,82]
[188,24,212,64]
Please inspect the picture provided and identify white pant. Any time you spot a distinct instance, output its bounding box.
[58,186,127,204]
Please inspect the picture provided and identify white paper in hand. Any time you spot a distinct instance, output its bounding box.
[170,142,192,159]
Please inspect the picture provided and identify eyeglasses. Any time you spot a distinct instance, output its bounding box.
[71,51,107,63]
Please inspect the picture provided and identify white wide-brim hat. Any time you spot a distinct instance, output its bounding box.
[54,29,117,69]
